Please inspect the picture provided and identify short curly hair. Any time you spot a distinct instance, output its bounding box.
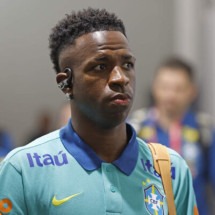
[49,7,126,73]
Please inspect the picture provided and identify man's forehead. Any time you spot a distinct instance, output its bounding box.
[74,31,129,49]
[59,31,133,68]
[155,68,192,80]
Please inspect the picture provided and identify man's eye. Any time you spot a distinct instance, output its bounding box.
[124,62,134,70]
[94,64,107,71]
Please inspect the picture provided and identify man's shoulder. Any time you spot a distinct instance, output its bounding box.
[137,137,182,159]
[137,138,188,171]
[193,110,215,146]
[195,111,214,127]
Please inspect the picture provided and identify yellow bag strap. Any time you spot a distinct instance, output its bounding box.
[148,143,176,215]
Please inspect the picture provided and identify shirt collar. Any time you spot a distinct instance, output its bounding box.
[60,119,138,175]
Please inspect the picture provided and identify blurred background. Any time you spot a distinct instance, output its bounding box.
[0,0,214,146]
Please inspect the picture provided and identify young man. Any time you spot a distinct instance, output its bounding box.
[0,8,198,214]
[129,57,214,215]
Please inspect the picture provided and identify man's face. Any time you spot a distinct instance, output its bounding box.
[152,68,196,116]
[58,31,135,128]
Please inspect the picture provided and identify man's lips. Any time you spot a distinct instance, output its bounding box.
[110,93,131,105]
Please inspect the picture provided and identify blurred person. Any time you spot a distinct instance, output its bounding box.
[129,57,214,215]
[209,131,215,185]
[56,101,71,128]
[208,130,215,212]
[24,109,53,144]
[0,8,198,214]
[0,128,14,159]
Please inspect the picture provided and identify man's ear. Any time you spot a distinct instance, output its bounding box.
[56,69,73,96]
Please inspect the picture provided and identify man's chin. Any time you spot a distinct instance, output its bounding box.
[164,107,184,117]
[99,111,129,129]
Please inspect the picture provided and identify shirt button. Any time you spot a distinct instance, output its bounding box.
[110,185,116,193]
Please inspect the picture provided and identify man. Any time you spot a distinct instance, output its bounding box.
[0,8,198,214]
[129,57,214,215]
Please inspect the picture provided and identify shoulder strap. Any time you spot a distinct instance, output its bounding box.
[148,143,176,215]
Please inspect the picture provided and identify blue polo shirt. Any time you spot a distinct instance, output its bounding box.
[0,120,197,214]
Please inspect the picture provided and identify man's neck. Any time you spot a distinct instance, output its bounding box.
[155,108,183,130]
[72,118,128,163]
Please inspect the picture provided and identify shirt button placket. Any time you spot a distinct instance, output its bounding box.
[102,163,122,214]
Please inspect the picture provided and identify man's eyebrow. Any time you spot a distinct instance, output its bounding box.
[92,53,136,62]
[94,55,109,61]
[121,54,136,61]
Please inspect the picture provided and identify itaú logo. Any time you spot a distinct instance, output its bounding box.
[0,198,12,214]
[26,151,68,167]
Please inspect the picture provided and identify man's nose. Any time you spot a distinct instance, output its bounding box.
[108,66,129,91]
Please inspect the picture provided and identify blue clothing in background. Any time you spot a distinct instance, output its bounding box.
[209,131,215,189]
[0,131,14,157]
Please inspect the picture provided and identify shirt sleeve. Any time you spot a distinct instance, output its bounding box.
[173,155,199,215]
[0,159,28,215]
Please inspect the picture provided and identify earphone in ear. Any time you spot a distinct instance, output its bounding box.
[58,68,73,90]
